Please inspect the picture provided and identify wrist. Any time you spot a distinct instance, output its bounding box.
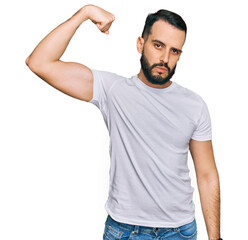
[80,4,95,21]
[70,5,90,25]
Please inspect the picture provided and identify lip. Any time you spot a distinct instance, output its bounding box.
[155,66,168,73]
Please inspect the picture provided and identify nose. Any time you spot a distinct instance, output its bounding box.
[160,49,170,64]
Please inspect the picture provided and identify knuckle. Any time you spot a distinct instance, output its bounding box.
[107,13,115,22]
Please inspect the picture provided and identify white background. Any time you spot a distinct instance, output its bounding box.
[0,0,247,239]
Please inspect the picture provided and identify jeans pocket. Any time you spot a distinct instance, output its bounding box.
[103,223,124,240]
[178,219,197,239]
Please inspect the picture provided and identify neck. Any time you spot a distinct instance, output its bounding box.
[137,69,172,89]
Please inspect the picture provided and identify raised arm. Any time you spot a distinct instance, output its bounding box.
[25,4,115,102]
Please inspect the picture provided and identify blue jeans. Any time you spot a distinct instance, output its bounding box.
[103,215,197,240]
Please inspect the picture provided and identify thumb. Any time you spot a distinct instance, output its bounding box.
[96,22,108,34]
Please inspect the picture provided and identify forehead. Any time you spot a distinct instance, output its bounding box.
[148,20,186,48]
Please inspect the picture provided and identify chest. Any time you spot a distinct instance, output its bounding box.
[107,84,198,149]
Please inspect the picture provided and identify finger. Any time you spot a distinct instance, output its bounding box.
[100,25,110,33]
[96,23,101,29]
[104,22,113,31]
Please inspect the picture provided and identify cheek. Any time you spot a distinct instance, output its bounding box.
[168,56,180,68]
[144,46,157,61]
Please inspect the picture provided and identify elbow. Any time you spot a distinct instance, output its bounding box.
[197,170,220,186]
[25,56,30,67]
[25,56,41,73]
[25,56,35,70]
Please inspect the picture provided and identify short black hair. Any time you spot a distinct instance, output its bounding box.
[141,9,187,40]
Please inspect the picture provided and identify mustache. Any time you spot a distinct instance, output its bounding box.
[151,63,171,73]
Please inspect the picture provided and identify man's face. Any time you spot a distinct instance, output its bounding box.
[138,20,185,86]
[140,49,177,85]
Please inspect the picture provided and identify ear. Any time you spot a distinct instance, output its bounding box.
[136,37,145,54]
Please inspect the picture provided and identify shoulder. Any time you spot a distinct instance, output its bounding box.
[91,69,126,81]
[174,82,203,101]
[173,82,208,117]
[173,81,206,107]
[91,69,129,96]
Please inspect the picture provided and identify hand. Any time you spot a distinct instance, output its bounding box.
[85,4,115,34]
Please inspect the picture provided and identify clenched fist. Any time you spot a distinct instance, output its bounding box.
[84,4,115,34]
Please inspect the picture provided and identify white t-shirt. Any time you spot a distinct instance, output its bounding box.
[89,69,212,228]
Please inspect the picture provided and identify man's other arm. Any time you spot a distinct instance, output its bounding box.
[25,4,115,102]
[189,139,221,240]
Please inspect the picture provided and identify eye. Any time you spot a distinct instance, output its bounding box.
[171,48,180,55]
[154,43,162,49]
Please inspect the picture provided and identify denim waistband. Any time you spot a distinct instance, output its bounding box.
[105,215,196,234]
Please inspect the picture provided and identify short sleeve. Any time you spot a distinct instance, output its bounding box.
[89,69,117,113]
[191,100,212,141]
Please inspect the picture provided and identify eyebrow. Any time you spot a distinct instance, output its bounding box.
[152,39,183,53]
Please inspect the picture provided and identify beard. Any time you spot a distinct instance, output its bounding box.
[140,50,177,85]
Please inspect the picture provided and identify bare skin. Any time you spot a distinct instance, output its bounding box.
[189,139,221,240]
[26,4,115,102]
[26,5,221,239]
[137,20,185,89]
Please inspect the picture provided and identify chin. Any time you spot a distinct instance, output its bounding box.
[153,73,168,78]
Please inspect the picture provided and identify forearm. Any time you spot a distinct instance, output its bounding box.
[26,5,90,66]
[197,172,221,240]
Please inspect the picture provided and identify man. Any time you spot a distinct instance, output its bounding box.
[26,4,222,240]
